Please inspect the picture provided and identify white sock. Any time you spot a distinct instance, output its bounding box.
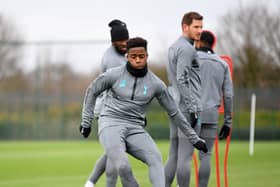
[84,180,94,187]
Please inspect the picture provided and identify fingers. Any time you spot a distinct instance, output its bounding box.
[203,146,208,153]
[193,140,208,153]
[79,126,91,138]
[219,125,231,140]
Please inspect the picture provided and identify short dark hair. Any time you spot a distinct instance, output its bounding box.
[181,12,203,26]
[200,30,216,48]
[127,37,147,51]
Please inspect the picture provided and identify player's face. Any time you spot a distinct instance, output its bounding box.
[113,40,128,55]
[183,19,203,41]
[127,47,148,69]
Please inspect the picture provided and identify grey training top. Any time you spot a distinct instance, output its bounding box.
[198,50,233,126]
[94,46,127,116]
[81,64,201,144]
[100,46,127,73]
[167,36,202,113]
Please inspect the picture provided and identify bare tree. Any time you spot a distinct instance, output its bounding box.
[0,14,23,81]
[28,47,94,96]
[216,3,280,87]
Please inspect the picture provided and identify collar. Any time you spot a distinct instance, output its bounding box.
[184,36,194,46]
[197,46,214,54]
[126,62,148,77]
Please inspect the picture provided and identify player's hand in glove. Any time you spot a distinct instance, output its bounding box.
[219,125,231,140]
[190,112,198,128]
[193,139,208,153]
[79,125,91,138]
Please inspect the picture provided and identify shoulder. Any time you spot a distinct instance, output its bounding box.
[213,55,230,69]
[101,64,126,80]
[170,36,192,49]
[102,47,116,62]
[106,64,125,74]
[146,70,166,91]
[101,47,126,71]
[175,37,195,56]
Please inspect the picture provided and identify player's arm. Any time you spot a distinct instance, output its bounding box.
[155,82,208,152]
[80,72,115,137]
[176,47,195,112]
[219,65,233,139]
[176,48,200,127]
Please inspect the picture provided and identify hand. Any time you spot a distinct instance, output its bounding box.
[219,125,231,140]
[190,112,198,128]
[193,139,208,153]
[79,125,91,138]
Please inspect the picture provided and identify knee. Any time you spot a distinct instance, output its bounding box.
[176,164,190,179]
[118,162,132,177]
[199,152,212,164]
[106,169,118,182]
[176,159,191,176]
[106,163,117,177]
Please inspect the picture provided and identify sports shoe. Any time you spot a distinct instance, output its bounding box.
[84,180,94,187]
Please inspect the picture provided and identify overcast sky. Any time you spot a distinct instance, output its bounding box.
[0,0,279,73]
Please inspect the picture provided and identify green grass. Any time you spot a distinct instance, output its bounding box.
[0,140,279,187]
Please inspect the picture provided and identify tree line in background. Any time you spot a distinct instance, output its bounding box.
[216,3,280,88]
[1,3,280,93]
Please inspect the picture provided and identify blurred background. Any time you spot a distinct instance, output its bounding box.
[0,0,279,141]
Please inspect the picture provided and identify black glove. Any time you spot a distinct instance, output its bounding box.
[219,125,231,140]
[190,113,198,128]
[79,125,91,138]
[193,140,208,153]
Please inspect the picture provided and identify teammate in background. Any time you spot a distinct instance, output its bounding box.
[94,19,129,118]
[195,30,233,187]
[165,11,203,187]
[80,37,208,187]
[84,19,129,187]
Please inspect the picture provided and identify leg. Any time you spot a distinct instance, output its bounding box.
[176,135,194,187]
[99,125,139,187]
[126,128,164,187]
[164,121,178,187]
[88,154,117,187]
[105,157,118,187]
[176,113,201,187]
[87,154,107,185]
[198,123,218,187]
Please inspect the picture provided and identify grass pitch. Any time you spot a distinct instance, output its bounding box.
[0,140,279,187]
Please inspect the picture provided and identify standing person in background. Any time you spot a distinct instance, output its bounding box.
[94,19,129,117]
[84,19,129,187]
[80,37,208,187]
[195,30,233,187]
[164,11,203,187]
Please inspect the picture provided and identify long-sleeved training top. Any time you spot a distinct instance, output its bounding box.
[167,35,202,113]
[81,64,201,144]
[100,46,127,73]
[198,48,233,126]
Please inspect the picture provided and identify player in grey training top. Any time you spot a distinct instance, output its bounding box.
[84,19,129,187]
[165,12,203,187]
[196,30,233,187]
[94,19,129,117]
[80,37,208,187]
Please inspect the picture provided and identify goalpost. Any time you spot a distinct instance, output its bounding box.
[249,93,256,156]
